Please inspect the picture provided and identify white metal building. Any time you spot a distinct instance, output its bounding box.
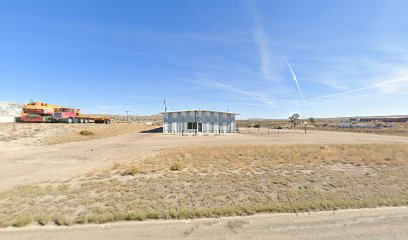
[160,110,239,134]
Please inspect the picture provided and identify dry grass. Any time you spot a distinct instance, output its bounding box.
[0,144,407,227]
[116,144,408,173]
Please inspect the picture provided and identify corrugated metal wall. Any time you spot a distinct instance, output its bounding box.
[163,110,236,134]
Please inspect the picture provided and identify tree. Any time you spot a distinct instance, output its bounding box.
[288,113,300,127]
[309,117,315,125]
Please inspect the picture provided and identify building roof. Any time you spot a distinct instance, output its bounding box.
[159,109,239,115]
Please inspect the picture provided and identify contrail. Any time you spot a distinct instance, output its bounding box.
[248,0,273,81]
[284,58,305,102]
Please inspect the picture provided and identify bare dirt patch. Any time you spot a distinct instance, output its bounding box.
[0,144,407,227]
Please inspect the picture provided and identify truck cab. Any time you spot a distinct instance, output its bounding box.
[53,108,77,123]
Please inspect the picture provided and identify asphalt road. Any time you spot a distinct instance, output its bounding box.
[1,207,407,240]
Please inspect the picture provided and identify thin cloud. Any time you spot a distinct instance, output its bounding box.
[167,58,256,75]
[284,58,306,102]
[310,70,408,102]
[183,74,275,106]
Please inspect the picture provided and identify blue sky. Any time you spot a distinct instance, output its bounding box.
[1,0,407,119]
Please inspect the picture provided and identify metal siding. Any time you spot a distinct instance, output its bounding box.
[167,113,172,133]
[168,112,173,123]
[163,113,168,133]
[218,113,223,132]
[177,112,181,133]
[231,114,235,132]
[227,114,231,131]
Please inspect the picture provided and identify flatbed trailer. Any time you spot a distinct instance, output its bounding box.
[53,113,111,124]
[91,117,111,124]
[71,115,111,124]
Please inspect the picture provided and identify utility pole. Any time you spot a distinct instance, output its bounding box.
[163,99,167,112]
[125,111,130,123]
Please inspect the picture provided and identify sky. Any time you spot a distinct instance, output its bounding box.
[1,0,407,119]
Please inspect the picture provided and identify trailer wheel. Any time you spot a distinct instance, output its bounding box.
[106,120,111,124]
[68,117,73,123]
[80,118,84,123]
[85,119,89,123]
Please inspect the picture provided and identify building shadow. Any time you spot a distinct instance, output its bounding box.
[140,127,163,133]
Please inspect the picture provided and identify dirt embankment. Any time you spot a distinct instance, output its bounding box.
[1,207,407,240]
[0,123,154,146]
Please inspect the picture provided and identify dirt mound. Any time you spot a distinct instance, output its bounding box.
[0,101,23,122]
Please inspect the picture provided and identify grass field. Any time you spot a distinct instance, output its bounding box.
[1,144,407,227]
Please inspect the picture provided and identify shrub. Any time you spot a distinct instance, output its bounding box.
[79,130,94,136]
[121,166,139,176]
[37,216,50,226]
[12,216,32,227]
[170,160,183,171]
[54,216,73,226]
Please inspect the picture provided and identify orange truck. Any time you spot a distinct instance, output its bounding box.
[21,102,59,122]
[21,101,111,124]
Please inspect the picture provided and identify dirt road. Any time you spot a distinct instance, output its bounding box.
[0,207,407,240]
[1,130,408,191]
